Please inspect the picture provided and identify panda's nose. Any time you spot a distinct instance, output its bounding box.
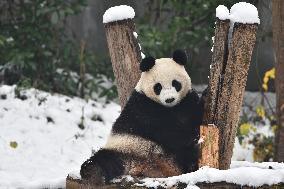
[165,98,175,103]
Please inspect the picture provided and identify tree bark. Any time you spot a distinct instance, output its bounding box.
[272,0,284,162]
[198,124,219,168]
[203,19,230,125]
[104,19,142,108]
[199,19,230,169]
[215,23,258,169]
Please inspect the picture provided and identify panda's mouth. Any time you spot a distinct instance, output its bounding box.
[159,88,180,107]
[161,96,179,107]
[165,98,175,104]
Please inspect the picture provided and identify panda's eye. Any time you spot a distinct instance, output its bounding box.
[172,80,182,92]
[153,83,162,95]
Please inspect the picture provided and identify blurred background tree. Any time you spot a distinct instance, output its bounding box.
[0,0,116,99]
[0,0,274,97]
[0,0,86,93]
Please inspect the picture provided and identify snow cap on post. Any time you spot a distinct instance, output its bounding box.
[230,2,260,24]
[216,5,230,20]
[103,5,135,24]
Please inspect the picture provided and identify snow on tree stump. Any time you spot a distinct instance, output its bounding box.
[103,5,142,109]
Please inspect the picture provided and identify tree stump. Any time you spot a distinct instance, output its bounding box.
[215,23,258,169]
[104,19,142,108]
[199,18,230,169]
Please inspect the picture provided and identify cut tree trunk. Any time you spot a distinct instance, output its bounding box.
[215,23,258,169]
[199,19,229,168]
[272,0,284,162]
[104,19,142,108]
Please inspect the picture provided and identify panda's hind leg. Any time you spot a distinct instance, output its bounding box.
[80,149,125,185]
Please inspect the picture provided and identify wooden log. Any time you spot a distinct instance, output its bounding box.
[104,19,142,108]
[66,176,284,189]
[198,124,219,168]
[196,182,284,189]
[215,23,258,169]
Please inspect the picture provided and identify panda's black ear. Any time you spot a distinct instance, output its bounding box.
[173,49,187,66]
[140,56,156,72]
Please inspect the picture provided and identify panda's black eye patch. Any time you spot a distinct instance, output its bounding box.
[172,80,182,92]
[153,83,162,95]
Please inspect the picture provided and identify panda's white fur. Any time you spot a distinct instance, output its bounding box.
[135,58,191,107]
[104,134,165,157]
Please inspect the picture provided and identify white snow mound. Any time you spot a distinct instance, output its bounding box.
[230,2,260,24]
[103,5,135,24]
[0,85,120,189]
[216,5,230,20]
[136,163,284,188]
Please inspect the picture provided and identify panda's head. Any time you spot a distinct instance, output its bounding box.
[135,50,191,107]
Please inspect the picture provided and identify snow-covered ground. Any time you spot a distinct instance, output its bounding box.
[135,161,284,188]
[0,85,280,189]
[0,85,120,189]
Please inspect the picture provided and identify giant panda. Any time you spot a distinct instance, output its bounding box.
[80,50,205,185]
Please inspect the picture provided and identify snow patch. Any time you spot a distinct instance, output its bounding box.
[216,5,230,20]
[133,32,138,38]
[0,85,120,189]
[136,165,284,188]
[103,5,135,24]
[230,2,260,24]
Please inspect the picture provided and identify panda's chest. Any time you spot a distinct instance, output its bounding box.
[151,107,192,129]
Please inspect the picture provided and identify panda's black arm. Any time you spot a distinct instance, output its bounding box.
[184,87,207,130]
[111,91,153,135]
[187,88,206,113]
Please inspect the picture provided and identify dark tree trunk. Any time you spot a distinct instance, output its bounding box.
[272,0,284,162]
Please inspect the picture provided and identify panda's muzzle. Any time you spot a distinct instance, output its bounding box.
[165,98,175,103]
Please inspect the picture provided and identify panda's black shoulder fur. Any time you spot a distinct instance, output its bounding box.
[112,89,204,173]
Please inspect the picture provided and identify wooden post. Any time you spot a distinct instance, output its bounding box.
[215,23,258,169]
[199,19,230,168]
[104,19,142,108]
